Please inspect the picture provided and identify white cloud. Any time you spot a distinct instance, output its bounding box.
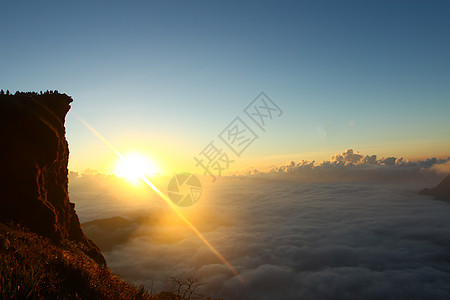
[237,149,450,183]
[430,161,450,174]
[70,169,450,299]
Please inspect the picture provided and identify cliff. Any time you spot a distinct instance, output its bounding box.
[0,92,105,265]
[419,174,450,202]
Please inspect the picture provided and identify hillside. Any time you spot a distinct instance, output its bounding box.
[0,222,153,299]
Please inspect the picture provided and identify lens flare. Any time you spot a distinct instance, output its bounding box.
[76,114,243,282]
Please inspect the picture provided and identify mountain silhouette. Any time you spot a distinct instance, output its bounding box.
[82,216,138,252]
[419,174,450,202]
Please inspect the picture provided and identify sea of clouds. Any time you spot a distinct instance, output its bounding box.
[69,150,450,299]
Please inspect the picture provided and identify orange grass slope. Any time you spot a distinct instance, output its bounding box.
[0,223,153,299]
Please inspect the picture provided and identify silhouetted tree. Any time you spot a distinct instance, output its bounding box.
[0,89,4,95]
[168,274,203,300]
[6,90,9,95]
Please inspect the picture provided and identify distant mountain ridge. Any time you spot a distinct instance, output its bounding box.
[0,92,105,264]
[82,216,138,252]
[419,174,450,202]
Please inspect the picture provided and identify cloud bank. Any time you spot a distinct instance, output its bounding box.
[240,149,450,183]
[69,151,450,299]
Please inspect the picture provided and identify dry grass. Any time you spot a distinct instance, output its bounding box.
[0,223,223,299]
[0,222,155,299]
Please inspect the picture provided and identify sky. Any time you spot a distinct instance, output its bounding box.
[1,0,449,176]
[2,2,450,298]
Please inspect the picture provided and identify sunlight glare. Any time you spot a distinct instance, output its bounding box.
[77,115,243,282]
[114,152,160,183]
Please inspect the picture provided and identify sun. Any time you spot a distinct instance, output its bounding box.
[114,152,160,184]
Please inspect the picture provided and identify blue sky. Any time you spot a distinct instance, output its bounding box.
[1,0,449,174]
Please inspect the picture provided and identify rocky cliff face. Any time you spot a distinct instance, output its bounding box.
[0,92,105,265]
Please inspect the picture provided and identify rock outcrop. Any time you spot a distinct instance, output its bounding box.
[419,174,450,202]
[0,92,105,264]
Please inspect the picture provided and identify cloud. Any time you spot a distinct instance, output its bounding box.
[330,148,364,164]
[69,168,450,299]
[238,149,450,183]
[430,161,450,174]
[69,171,168,223]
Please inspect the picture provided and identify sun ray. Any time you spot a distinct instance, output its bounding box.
[75,114,244,283]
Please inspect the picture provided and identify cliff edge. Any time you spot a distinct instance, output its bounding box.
[0,92,105,265]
